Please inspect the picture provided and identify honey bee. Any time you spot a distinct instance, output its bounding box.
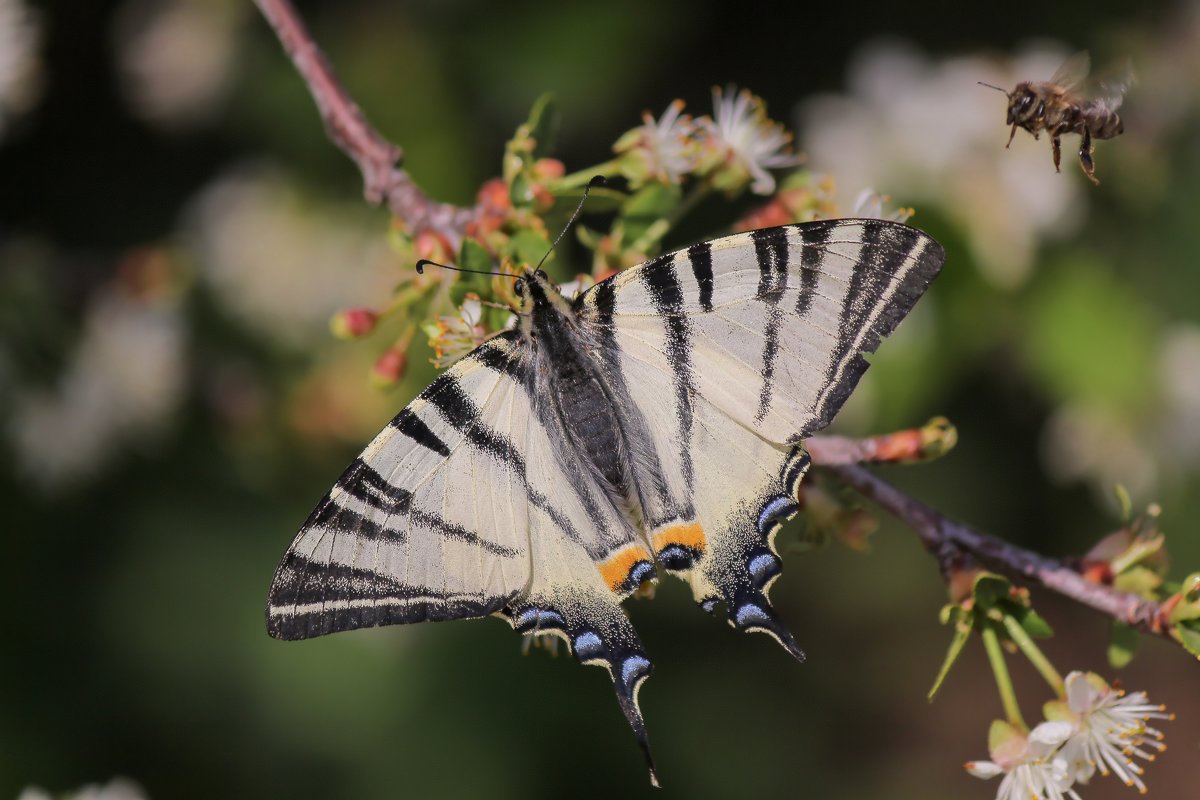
[981,52,1133,185]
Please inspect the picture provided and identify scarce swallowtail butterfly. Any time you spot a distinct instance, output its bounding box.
[266,218,944,786]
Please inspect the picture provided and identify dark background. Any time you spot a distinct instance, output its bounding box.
[2,1,1197,798]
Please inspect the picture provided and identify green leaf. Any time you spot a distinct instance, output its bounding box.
[618,182,682,245]
[1173,620,1200,658]
[928,624,971,701]
[525,93,559,159]
[1170,572,1200,624]
[972,573,1013,609]
[1014,606,1054,639]
[1113,564,1164,598]
[938,602,961,626]
[1107,621,1139,669]
[457,238,493,273]
[1113,484,1133,522]
[505,229,553,270]
[987,719,1022,756]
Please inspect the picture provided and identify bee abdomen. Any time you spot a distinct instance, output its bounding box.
[1095,113,1124,139]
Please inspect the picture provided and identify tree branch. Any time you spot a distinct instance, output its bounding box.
[253,0,474,247]
[816,460,1174,643]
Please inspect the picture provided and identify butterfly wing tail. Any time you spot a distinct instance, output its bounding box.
[504,594,659,787]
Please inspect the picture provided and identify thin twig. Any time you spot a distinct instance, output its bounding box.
[253,0,474,247]
[820,462,1173,643]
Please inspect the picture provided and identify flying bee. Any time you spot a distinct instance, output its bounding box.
[981,52,1133,185]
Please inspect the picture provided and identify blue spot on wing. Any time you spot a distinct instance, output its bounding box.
[735,602,773,628]
[621,655,652,686]
[757,496,798,535]
[573,631,603,660]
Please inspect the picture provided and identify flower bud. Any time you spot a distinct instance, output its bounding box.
[330,307,379,340]
[371,346,407,388]
[414,229,453,264]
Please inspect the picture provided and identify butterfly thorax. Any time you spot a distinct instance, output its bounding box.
[520,273,635,511]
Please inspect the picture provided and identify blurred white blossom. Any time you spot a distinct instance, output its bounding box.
[851,187,913,223]
[113,0,246,129]
[615,100,698,185]
[1040,404,1158,502]
[185,167,396,348]
[8,264,185,490]
[1157,324,1200,470]
[0,0,43,138]
[19,777,148,800]
[800,41,1086,287]
[702,87,800,195]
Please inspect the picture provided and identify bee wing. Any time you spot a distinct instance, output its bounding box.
[1050,50,1091,93]
[1092,59,1136,114]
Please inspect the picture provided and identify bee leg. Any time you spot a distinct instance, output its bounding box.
[1052,134,1062,173]
[1005,123,1018,148]
[1078,128,1099,185]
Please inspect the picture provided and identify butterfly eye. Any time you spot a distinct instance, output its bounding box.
[1020,93,1035,108]
[534,269,548,281]
[513,279,525,298]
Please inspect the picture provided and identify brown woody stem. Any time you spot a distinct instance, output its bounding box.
[253,0,474,247]
[819,462,1174,643]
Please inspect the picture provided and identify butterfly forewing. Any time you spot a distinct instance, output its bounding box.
[266,334,535,639]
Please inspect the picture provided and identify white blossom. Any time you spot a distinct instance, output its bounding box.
[966,721,1081,800]
[703,87,800,195]
[634,100,698,184]
[1057,671,1172,793]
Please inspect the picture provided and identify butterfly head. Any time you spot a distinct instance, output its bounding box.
[513,268,572,317]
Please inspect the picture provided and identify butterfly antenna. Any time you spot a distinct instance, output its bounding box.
[415,259,514,278]
[977,81,1010,96]
[534,174,608,272]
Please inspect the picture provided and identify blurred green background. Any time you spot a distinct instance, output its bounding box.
[2,1,1198,798]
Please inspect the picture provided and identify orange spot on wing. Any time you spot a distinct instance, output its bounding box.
[597,544,653,592]
[651,521,706,553]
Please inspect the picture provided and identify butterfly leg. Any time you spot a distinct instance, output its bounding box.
[1078,127,1100,185]
[503,595,660,787]
[1051,132,1063,172]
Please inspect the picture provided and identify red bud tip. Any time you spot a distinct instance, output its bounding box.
[476,178,511,214]
[414,229,453,264]
[371,346,407,386]
[331,308,379,339]
[533,158,566,180]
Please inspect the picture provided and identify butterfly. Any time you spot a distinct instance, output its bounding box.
[266,217,944,786]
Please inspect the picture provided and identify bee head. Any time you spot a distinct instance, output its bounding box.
[1007,85,1039,124]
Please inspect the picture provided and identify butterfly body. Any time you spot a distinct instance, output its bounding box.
[266,219,945,786]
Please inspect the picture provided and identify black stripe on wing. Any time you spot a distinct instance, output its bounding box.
[641,254,697,495]
[809,220,943,434]
[687,241,715,312]
[751,228,790,424]
[268,552,516,640]
[420,357,584,547]
[795,220,832,316]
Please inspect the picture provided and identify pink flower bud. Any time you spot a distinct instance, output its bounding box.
[330,307,379,339]
[414,229,453,264]
[371,346,407,387]
[533,158,565,180]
